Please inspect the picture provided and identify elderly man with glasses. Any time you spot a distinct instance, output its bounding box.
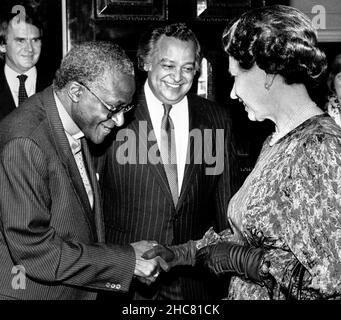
[0,41,165,300]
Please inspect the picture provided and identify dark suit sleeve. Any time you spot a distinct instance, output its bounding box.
[0,138,135,292]
[214,109,240,232]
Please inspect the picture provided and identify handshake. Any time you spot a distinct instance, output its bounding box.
[132,235,270,286]
[130,240,196,285]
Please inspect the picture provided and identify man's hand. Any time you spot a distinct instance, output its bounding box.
[130,241,169,284]
[142,245,175,267]
[142,241,197,270]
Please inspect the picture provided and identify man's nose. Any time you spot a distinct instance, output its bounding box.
[111,111,125,127]
[230,82,237,99]
[24,40,34,52]
[171,68,182,82]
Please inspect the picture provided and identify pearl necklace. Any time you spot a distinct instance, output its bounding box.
[269,103,322,146]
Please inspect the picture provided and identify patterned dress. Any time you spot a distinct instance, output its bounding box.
[224,113,341,300]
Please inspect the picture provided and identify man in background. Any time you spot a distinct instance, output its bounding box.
[0,6,50,120]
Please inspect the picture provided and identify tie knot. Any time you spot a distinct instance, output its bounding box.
[17,74,28,83]
[163,103,172,116]
[71,139,82,154]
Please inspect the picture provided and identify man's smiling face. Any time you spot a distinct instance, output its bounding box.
[146,35,196,105]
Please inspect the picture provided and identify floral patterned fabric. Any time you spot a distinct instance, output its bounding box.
[224,113,341,300]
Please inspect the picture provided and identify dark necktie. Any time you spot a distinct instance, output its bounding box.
[161,104,178,207]
[17,74,28,106]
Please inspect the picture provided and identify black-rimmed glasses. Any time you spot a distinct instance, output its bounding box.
[78,82,134,120]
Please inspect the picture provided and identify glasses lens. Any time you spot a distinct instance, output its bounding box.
[123,104,134,113]
[113,104,134,114]
[104,103,135,120]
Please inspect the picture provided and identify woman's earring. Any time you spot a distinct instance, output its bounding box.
[264,74,275,91]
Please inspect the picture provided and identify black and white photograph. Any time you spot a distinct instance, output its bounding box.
[0,0,341,317]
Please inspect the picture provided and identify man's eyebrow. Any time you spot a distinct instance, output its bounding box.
[160,58,173,63]
[160,58,194,65]
[14,36,41,40]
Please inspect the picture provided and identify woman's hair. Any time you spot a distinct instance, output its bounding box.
[327,53,341,94]
[222,5,327,89]
[137,22,202,72]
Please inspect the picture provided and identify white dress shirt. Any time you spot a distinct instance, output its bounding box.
[144,81,189,194]
[4,64,37,107]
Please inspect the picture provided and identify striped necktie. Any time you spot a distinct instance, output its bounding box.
[72,138,94,209]
[160,103,178,207]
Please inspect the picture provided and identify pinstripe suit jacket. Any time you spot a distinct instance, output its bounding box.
[0,86,135,300]
[0,63,51,121]
[99,90,234,300]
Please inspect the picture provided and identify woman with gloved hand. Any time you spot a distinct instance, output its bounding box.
[143,5,341,300]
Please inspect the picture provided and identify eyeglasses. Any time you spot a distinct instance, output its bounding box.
[78,82,134,120]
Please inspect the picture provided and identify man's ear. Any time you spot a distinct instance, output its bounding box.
[68,82,82,102]
[143,63,151,72]
[0,44,7,54]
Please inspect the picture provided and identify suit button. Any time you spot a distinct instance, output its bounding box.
[110,283,116,289]
[105,282,111,288]
[116,284,121,290]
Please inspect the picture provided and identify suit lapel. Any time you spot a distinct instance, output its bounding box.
[81,139,105,242]
[133,92,175,207]
[41,87,98,239]
[132,92,210,210]
[177,95,207,208]
[0,65,16,117]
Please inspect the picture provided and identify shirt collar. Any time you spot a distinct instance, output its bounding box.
[144,80,187,113]
[5,63,37,79]
[53,91,84,154]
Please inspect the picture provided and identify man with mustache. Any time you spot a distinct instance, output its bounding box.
[99,23,236,300]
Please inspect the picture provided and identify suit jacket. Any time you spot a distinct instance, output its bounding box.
[0,86,135,300]
[0,63,51,121]
[98,90,235,300]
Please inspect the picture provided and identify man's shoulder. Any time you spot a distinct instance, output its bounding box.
[0,89,50,142]
[187,93,231,121]
[0,63,7,86]
[188,93,226,109]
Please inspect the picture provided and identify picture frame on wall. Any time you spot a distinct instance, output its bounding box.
[195,0,252,21]
[95,0,168,20]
